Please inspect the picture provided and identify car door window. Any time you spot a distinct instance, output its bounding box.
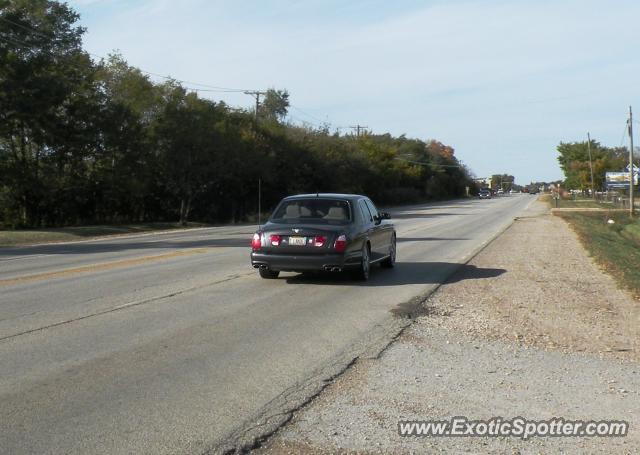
[364,199,379,220]
[359,200,372,223]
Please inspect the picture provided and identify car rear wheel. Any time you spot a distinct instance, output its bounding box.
[353,243,370,280]
[259,268,280,279]
[381,235,396,268]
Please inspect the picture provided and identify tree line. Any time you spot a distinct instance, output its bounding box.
[0,0,473,228]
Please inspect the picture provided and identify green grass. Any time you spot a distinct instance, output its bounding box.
[557,211,640,297]
[0,222,209,247]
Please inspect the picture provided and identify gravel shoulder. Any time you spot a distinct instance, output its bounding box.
[258,199,640,454]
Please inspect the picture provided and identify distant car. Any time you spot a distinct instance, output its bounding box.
[478,189,491,199]
[250,194,396,280]
[497,189,504,195]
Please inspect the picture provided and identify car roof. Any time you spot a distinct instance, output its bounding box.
[283,193,366,202]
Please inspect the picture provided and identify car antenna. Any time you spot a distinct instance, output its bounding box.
[258,178,262,229]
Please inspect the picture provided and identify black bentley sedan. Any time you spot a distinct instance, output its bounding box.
[250,194,396,280]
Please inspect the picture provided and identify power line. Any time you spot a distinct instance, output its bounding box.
[0,13,358,134]
[0,32,248,96]
[138,70,252,93]
[394,157,461,168]
[287,115,321,127]
[290,105,326,124]
[287,114,317,125]
[0,16,58,40]
[286,115,307,124]
[3,26,320,124]
[0,15,256,94]
[0,34,35,50]
[0,16,106,62]
[191,88,250,94]
[0,32,267,119]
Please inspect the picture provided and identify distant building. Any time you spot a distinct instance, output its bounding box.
[473,177,491,187]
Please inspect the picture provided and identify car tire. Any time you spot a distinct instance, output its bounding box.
[381,235,396,268]
[259,268,280,279]
[353,243,370,280]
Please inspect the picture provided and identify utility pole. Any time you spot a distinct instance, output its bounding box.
[244,90,267,122]
[349,125,368,137]
[630,108,636,214]
[587,132,595,198]
[245,91,266,227]
[258,178,262,228]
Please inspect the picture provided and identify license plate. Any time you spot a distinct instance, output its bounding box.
[288,236,307,246]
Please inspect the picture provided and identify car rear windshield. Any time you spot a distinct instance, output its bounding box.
[271,199,352,224]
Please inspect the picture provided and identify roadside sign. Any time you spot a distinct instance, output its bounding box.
[606,170,638,188]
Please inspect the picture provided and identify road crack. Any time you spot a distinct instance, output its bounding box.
[0,272,254,343]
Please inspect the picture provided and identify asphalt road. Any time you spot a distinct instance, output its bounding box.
[0,195,535,454]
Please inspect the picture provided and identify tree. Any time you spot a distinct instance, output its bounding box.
[426,140,455,160]
[0,0,476,228]
[259,88,289,122]
[557,140,626,190]
[92,54,162,222]
[0,0,97,226]
[491,174,515,191]
[155,85,226,225]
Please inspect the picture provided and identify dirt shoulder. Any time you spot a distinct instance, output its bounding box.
[428,202,639,360]
[258,200,640,454]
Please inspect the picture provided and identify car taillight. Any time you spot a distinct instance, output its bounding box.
[334,234,347,253]
[313,235,326,247]
[251,233,262,250]
[270,234,281,246]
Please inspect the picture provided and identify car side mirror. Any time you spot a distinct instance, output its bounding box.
[374,212,390,224]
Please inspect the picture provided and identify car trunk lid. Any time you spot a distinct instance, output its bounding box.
[259,224,344,253]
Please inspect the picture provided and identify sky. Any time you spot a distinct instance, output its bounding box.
[68,0,640,184]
